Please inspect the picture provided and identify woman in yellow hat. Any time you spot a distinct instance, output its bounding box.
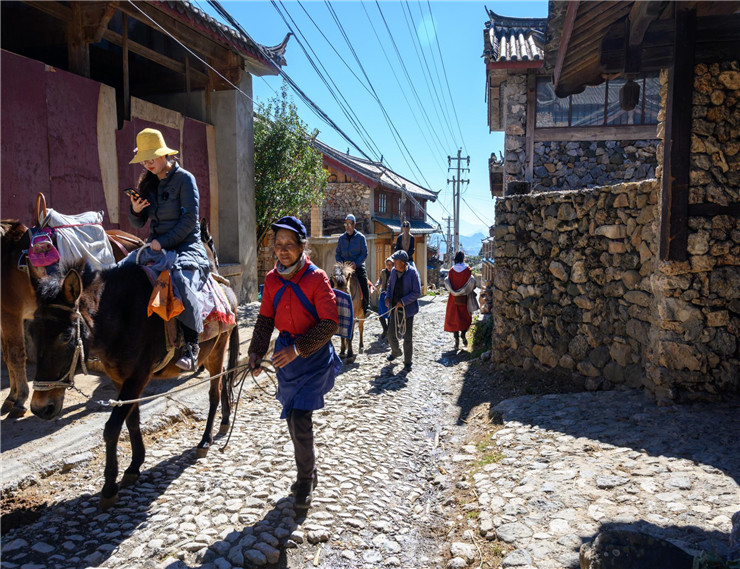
[128,128,210,371]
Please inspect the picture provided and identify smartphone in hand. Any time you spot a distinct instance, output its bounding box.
[123,187,142,201]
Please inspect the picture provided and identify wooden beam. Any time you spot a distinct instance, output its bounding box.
[525,70,536,181]
[535,124,658,142]
[688,203,740,217]
[102,29,209,84]
[117,2,232,66]
[629,1,665,46]
[553,0,580,91]
[67,3,90,77]
[91,2,118,43]
[23,1,71,22]
[122,13,130,121]
[660,8,695,262]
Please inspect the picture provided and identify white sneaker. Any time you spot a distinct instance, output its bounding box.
[176,343,200,371]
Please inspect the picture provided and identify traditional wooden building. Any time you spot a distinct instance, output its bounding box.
[488,1,740,403]
[1,0,288,301]
[307,139,439,294]
[484,8,661,197]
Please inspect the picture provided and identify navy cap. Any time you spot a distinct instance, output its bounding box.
[271,216,307,241]
[392,250,409,263]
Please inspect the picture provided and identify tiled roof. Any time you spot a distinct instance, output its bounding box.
[373,217,439,235]
[313,139,438,202]
[159,1,289,68]
[483,10,546,63]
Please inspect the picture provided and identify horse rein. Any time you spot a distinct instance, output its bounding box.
[32,302,88,392]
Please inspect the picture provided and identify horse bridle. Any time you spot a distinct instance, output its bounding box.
[32,302,89,392]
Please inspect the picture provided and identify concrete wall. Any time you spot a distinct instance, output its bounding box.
[212,73,257,303]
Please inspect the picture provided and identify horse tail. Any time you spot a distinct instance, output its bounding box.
[227,323,239,388]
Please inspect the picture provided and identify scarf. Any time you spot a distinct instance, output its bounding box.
[276,253,306,280]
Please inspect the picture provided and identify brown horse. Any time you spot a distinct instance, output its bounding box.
[330,262,365,361]
[0,220,144,417]
[29,258,239,510]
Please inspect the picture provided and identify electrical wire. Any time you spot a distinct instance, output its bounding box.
[401,0,457,150]
[359,0,448,173]
[425,0,469,154]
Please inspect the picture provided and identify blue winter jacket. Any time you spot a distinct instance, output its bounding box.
[386,263,422,318]
[335,230,368,266]
[128,164,210,271]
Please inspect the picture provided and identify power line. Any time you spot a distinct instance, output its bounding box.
[462,195,494,227]
[272,0,383,161]
[359,0,448,172]
[322,1,438,195]
[425,0,468,154]
[401,0,458,149]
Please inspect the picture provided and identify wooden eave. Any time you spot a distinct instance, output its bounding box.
[20,0,279,90]
[546,0,740,97]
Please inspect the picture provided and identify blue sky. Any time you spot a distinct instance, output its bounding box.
[198,1,547,237]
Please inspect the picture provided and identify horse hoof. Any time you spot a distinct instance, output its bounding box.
[196,446,210,459]
[218,424,230,436]
[1,399,15,415]
[8,406,28,419]
[99,494,118,511]
[120,473,139,488]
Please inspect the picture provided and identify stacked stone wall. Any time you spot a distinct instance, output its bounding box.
[323,183,372,234]
[490,60,739,403]
[648,62,740,401]
[492,180,660,392]
[532,140,658,192]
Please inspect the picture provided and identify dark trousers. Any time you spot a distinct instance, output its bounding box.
[286,409,315,481]
[388,315,414,365]
[354,264,370,311]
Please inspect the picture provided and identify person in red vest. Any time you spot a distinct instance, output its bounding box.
[248,216,341,510]
[444,251,476,350]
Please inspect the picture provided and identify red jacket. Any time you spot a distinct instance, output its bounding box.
[260,260,338,336]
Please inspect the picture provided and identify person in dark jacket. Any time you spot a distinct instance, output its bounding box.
[248,216,341,509]
[335,214,371,316]
[128,128,210,371]
[374,256,393,339]
[394,220,415,263]
[385,250,422,371]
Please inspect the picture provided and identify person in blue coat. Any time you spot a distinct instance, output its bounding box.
[128,128,210,371]
[335,213,371,316]
[385,250,422,371]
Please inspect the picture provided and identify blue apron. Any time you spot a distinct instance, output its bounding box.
[272,264,341,419]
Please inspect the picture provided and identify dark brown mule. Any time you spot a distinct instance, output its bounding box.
[330,262,365,361]
[29,259,239,510]
[0,220,143,417]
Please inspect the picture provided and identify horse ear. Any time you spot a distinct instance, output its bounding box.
[62,269,83,305]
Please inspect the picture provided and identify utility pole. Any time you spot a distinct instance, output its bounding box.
[442,216,452,266]
[448,149,470,258]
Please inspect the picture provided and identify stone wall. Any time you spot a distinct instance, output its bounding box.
[323,182,372,235]
[492,180,661,392]
[502,73,659,195]
[648,62,740,402]
[490,60,740,403]
[532,140,658,192]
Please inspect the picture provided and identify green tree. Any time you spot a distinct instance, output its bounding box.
[254,83,328,245]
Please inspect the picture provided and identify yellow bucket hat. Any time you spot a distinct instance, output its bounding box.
[129,128,179,164]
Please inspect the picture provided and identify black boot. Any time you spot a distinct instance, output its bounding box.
[454,332,459,350]
[291,472,318,509]
[462,331,468,347]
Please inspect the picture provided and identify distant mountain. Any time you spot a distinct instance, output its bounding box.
[459,232,486,255]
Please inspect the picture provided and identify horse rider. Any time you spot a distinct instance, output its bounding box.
[248,216,342,509]
[394,220,415,265]
[335,213,372,317]
[385,249,422,372]
[127,128,210,371]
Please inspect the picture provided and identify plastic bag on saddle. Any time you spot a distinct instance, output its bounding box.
[44,209,117,270]
[148,270,185,321]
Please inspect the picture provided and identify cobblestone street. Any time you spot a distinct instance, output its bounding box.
[2,293,739,569]
[2,296,477,569]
